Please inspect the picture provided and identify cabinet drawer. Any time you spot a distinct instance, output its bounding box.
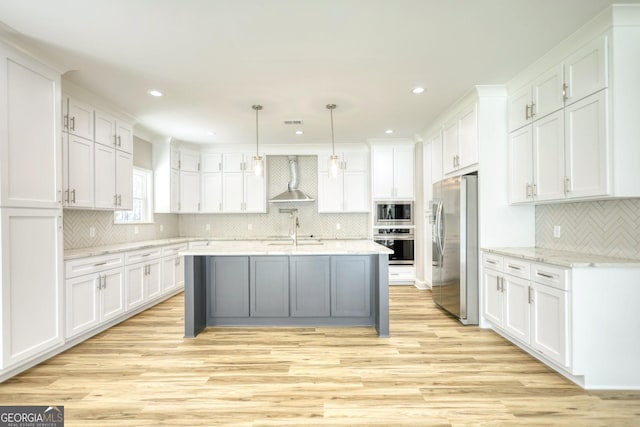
[162,243,188,257]
[531,263,569,291]
[503,257,531,279]
[66,253,124,279]
[125,247,163,264]
[482,253,503,271]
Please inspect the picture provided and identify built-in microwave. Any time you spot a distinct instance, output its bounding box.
[374,201,414,226]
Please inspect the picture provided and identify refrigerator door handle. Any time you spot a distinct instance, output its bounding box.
[438,201,445,255]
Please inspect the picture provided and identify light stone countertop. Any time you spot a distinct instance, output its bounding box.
[181,239,393,256]
[482,247,640,268]
[64,236,380,260]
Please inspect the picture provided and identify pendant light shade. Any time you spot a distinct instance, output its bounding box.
[326,104,339,178]
[252,104,263,177]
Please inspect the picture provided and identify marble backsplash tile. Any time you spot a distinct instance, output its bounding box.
[536,199,640,260]
[64,210,179,250]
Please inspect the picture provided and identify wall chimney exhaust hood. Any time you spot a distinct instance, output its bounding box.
[269,156,315,203]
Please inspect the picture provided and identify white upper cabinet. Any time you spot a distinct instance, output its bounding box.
[115,150,133,210]
[179,149,200,172]
[95,110,133,154]
[532,64,565,120]
[222,152,244,173]
[63,96,93,140]
[564,90,608,198]
[508,126,533,204]
[443,102,478,175]
[0,45,61,209]
[506,25,640,203]
[201,171,222,213]
[222,172,244,212]
[201,152,222,173]
[318,151,369,213]
[371,145,414,199]
[179,170,201,213]
[116,121,133,154]
[508,85,533,132]
[63,133,94,208]
[430,130,443,184]
[94,143,116,209]
[564,35,608,105]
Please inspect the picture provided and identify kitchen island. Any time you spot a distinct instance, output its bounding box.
[181,240,393,338]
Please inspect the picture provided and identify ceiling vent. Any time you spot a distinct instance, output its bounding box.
[283,120,304,125]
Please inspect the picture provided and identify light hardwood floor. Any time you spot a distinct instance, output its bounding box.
[1,287,639,426]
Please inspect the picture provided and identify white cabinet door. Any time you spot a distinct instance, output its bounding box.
[1,208,63,368]
[393,146,414,198]
[372,148,394,198]
[503,275,531,344]
[343,171,369,212]
[201,172,222,212]
[508,85,532,132]
[179,170,201,212]
[533,110,565,202]
[145,260,162,301]
[458,102,478,169]
[244,173,266,212]
[116,121,133,154]
[65,133,94,208]
[101,268,125,322]
[170,169,180,212]
[223,152,244,172]
[222,173,244,212]
[94,143,116,209]
[94,110,116,148]
[564,35,608,105]
[442,119,459,175]
[1,51,61,208]
[115,150,133,210]
[343,152,368,172]
[482,268,503,326]
[65,274,100,338]
[564,90,609,199]
[530,282,569,367]
[180,149,200,172]
[161,256,178,294]
[65,96,93,140]
[125,263,145,311]
[170,145,180,170]
[201,152,222,173]
[318,171,343,212]
[508,126,533,204]
[174,256,185,290]
[431,131,443,184]
[532,64,565,120]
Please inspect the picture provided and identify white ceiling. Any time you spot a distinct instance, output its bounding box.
[0,0,618,146]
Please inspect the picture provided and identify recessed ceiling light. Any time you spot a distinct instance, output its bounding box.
[295,130,303,135]
[149,90,163,97]
[206,131,214,136]
[385,129,394,134]
[412,87,425,94]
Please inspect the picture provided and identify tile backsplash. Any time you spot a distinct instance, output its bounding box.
[536,199,640,260]
[64,210,179,250]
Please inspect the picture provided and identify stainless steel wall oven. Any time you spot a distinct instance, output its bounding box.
[373,228,415,265]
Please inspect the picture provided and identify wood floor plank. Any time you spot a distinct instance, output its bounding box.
[0,286,639,425]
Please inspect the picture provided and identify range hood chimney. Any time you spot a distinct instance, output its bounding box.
[269,156,315,203]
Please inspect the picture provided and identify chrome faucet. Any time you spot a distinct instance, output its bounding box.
[290,214,300,246]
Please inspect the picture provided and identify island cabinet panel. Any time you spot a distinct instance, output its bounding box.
[208,256,249,317]
[289,256,331,317]
[250,256,289,317]
[331,256,371,317]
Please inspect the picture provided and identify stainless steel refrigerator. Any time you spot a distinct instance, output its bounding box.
[431,174,479,325]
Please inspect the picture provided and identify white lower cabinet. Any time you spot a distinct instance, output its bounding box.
[125,259,161,311]
[161,244,187,294]
[482,252,569,368]
[66,267,124,339]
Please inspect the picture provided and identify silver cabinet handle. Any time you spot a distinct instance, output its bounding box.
[496,276,500,291]
[114,194,118,206]
[536,272,555,279]
[94,262,107,267]
[71,189,76,204]
[118,135,122,147]
[562,83,569,101]
[64,114,69,129]
[525,104,530,120]
[102,275,106,289]
[65,189,69,204]
[114,135,118,146]
[499,276,505,292]
[58,189,62,204]
[528,286,532,304]
[486,259,497,265]
[526,184,532,198]
[118,194,122,206]
[507,264,522,271]
[97,275,102,290]
[453,156,456,169]
[532,184,537,197]
[564,176,571,194]
[530,102,536,118]
[70,116,75,131]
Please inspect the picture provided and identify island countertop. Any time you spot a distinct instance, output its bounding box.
[180,239,393,256]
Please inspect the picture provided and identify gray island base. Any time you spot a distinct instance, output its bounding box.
[182,240,392,338]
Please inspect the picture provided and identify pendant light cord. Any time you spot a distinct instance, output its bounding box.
[252,105,262,156]
[327,104,336,156]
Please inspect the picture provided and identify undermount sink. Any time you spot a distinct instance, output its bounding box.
[266,241,324,246]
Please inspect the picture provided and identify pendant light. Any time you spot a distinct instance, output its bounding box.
[326,104,340,178]
[252,104,264,177]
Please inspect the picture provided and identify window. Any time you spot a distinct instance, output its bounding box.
[114,167,154,224]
